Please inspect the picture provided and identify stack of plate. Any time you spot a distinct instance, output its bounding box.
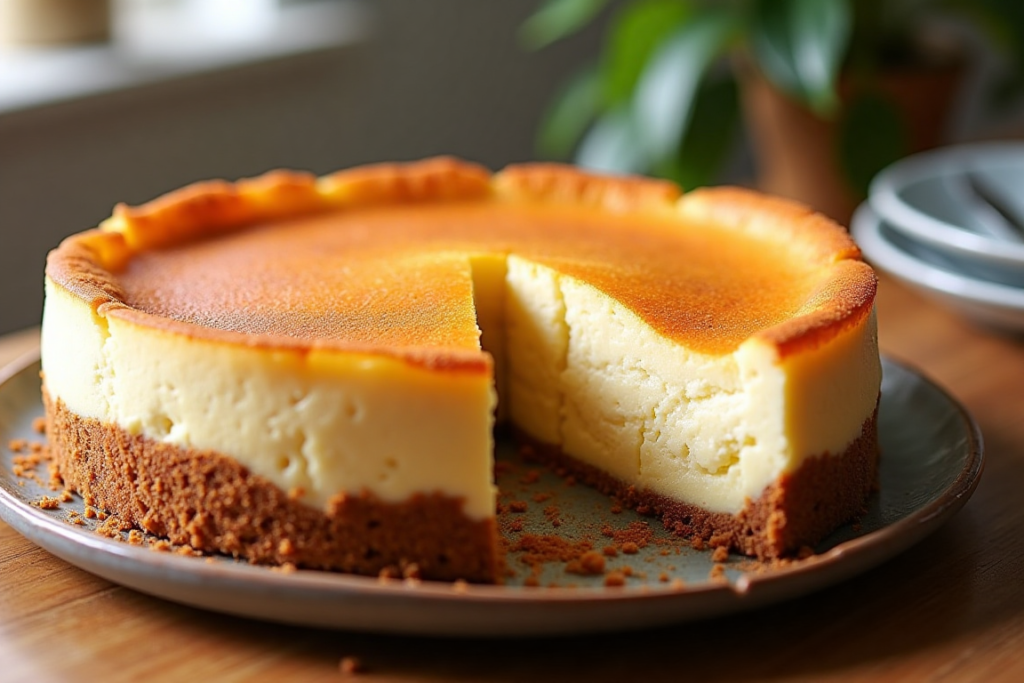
[851,142,1024,332]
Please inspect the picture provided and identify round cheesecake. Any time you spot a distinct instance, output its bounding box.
[42,158,881,582]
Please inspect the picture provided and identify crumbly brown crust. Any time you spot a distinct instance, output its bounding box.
[44,390,500,583]
[517,405,879,559]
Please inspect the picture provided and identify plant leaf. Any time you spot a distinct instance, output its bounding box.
[838,92,907,198]
[632,11,737,165]
[600,0,694,106]
[519,0,611,50]
[658,76,739,189]
[575,107,649,174]
[751,0,852,115]
[537,65,603,159]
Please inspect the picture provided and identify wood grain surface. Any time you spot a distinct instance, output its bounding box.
[1,277,1022,682]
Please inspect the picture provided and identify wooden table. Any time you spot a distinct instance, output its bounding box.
[1,277,1022,682]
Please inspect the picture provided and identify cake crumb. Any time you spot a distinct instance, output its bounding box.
[610,504,623,514]
[278,538,296,557]
[565,551,605,576]
[621,542,639,555]
[602,545,618,557]
[7,439,27,453]
[377,566,399,582]
[520,470,540,484]
[287,487,305,501]
[452,579,469,594]
[532,492,552,503]
[32,417,47,434]
[507,519,524,532]
[709,532,731,548]
[47,462,62,490]
[621,566,633,577]
[402,563,422,580]
[611,521,653,548]
[709,564,726,581]
[524,574,540,587]
[711,546,729,563]
[84,507,97,519]
[512,534,593,565]
[150,540,173,553]
[658,572,669,582]
[604,571,626,587]
[691,537,706,551]
[59,489,73,503]
[543,504,562,528]
[127,529,145,545]
[96,516,122,538]
[509,500,528,513]
[339,656,364,677]
[36,496,61,510]
[670,578,686,590]
[271,562,297,574]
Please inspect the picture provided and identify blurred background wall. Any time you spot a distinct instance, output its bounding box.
[0,0,604,335]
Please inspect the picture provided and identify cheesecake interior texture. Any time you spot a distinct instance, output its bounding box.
[41,159,881,581]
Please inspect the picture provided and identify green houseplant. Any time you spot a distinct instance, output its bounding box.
[522,0,1024,220]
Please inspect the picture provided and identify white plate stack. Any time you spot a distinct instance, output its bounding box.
[852,141,1024,333]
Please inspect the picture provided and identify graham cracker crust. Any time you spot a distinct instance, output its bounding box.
[516,406,880,559]
[44,389,500,583]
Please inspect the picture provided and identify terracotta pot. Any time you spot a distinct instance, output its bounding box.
[0,0,111,47]
[740,64,963,225]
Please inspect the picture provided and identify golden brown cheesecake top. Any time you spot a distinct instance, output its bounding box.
[46,158,876,369]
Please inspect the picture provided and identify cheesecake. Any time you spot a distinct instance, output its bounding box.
[41,158,881,583]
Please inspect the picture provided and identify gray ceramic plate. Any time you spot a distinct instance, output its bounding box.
[0,352,983,636]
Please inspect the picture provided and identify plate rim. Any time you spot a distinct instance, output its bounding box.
[0,349,985,627]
